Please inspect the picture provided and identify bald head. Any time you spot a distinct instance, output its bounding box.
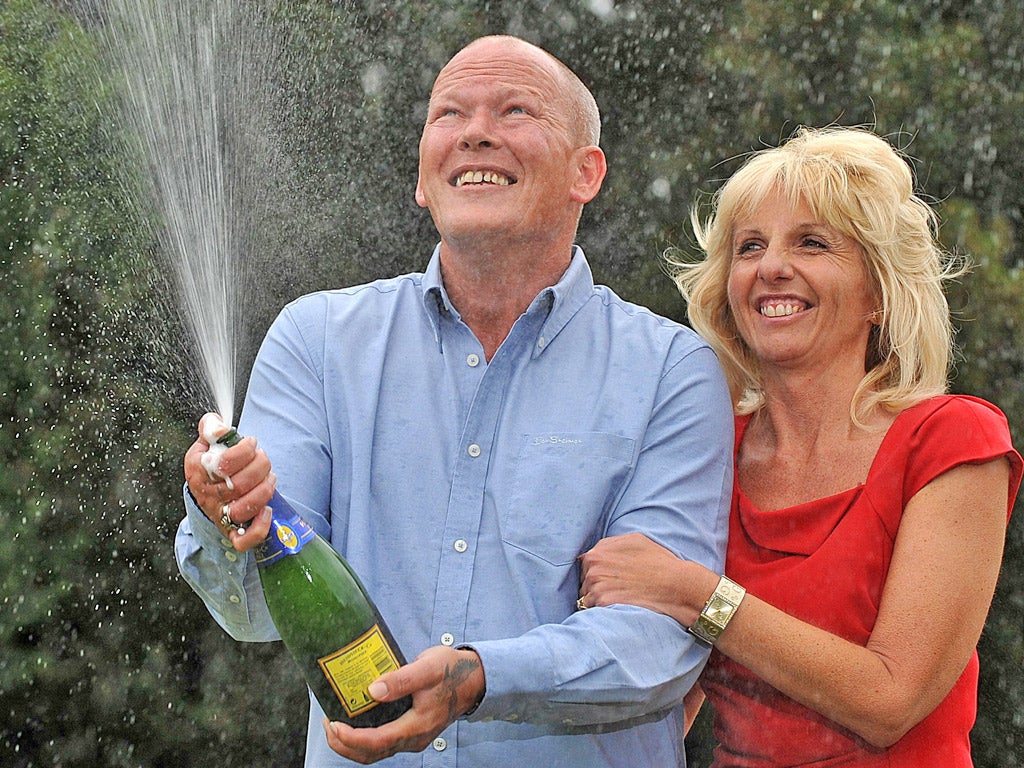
[436,36,601,148]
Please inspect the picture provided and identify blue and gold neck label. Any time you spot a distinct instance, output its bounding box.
[255,491,316,566]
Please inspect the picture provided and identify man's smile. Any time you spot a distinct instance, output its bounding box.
[452,169,517,187]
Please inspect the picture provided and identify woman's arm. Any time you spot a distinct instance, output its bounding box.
[580,458,1011,747]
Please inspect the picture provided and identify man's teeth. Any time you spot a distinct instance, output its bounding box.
[455,170,512,187]
[760,303,805,317]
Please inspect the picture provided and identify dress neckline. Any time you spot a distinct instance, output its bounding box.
[734,401,919,514]
[732,398,951,555]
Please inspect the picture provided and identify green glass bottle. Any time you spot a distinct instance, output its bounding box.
[217,427,412,727]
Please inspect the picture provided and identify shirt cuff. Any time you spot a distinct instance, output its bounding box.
[457,635,555,724]
[176,485,271,639]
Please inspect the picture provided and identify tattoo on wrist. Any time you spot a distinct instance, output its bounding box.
[443,656,482,719]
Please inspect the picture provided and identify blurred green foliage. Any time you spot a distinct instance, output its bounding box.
[1,0,1021,766]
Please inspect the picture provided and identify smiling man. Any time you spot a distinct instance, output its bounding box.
[176,36,733,767]
[412,36,606,361]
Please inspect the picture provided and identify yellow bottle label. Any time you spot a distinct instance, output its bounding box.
[318,625,402,718]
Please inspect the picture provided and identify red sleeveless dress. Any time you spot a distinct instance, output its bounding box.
[702,395,1022,767]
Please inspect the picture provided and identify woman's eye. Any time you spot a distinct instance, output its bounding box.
[802,237,827,249]
[736,241,761,256]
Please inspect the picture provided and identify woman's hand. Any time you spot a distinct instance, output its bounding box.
[579,533,709,625]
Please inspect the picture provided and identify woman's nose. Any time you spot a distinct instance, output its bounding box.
[757,243,793,281]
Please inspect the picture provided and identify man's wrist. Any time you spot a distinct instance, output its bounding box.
[454,645,486,717]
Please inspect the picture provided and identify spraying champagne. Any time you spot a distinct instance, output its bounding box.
[206,417,412,727]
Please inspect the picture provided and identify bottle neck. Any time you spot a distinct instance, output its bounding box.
[216,428,241,447]
[213,427,316,566]
[255,490,317,567]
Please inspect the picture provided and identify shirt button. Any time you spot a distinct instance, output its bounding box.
[224,550,238,563]
[440,633,455,646]
[466,353,480,367]
[537,336,546,349]
[220,538,232,548]
[229,594,241,604]
[432,737,447,752]
[454,539,468,553]
[467,444,481,458]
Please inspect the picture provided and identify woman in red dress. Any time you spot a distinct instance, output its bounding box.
[579,126,1022,767]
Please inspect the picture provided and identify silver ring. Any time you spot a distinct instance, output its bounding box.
[576,596,588,611]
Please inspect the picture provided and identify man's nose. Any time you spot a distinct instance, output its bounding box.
[458,110,497,150]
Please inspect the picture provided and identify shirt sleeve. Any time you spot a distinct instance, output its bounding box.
[468,342,734,726]
[174,487,278,641]
[173,301,330,641]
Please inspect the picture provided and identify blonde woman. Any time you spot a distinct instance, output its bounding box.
[580,127,1022,767]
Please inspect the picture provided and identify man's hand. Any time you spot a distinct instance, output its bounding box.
[322,646,485,764]
[183,412,275,551]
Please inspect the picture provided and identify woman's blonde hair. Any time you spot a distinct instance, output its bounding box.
[670,126,964,422]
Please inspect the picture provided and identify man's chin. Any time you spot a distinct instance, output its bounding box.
[440,222,519,251]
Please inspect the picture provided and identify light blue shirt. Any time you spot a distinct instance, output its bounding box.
[176,246,733,767]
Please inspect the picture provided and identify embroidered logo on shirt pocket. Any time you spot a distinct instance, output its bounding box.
[503,432,636,566]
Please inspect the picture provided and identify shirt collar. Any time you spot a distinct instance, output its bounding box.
[421,244,451,348]
[531,246,594,359]
[420,244,595,358]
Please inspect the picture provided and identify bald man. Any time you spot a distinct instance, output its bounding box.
[177,36,732,767]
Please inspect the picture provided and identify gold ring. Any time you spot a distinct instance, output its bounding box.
[576,596,588,611]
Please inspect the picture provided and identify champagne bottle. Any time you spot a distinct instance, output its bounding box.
[216,426,412,727]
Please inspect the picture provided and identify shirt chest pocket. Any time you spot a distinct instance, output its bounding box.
[502,432,636,566]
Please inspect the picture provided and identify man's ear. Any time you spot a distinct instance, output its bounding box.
[414,172,428,209]
[569,146,607,205]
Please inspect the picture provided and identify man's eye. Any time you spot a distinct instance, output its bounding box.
[507,106,527,115]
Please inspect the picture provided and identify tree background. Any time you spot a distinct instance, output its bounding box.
[1,0,1021,766]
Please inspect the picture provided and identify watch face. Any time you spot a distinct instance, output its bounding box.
[704,595,735,626]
